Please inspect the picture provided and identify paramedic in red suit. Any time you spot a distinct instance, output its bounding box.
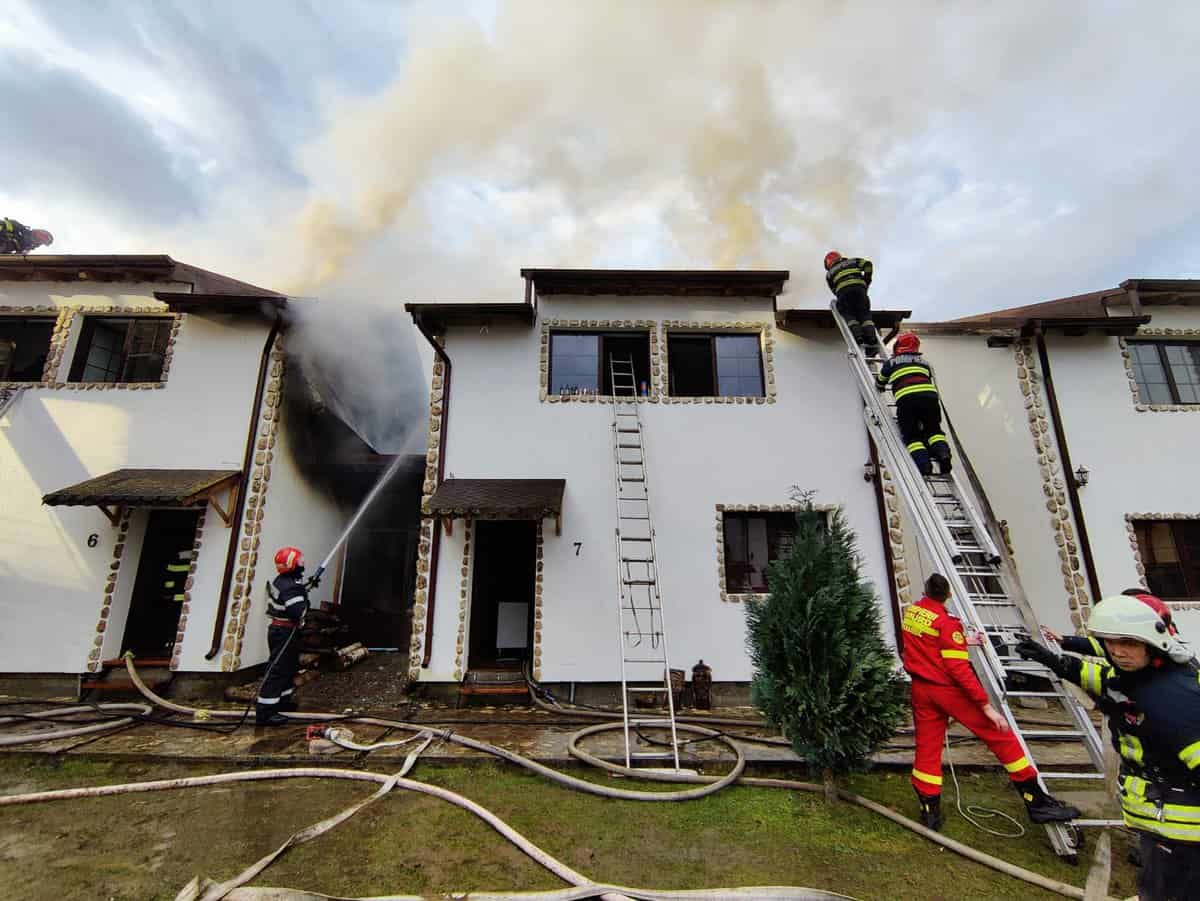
[901,573,1080,829]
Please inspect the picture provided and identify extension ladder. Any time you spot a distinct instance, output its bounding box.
[609,354,682,771]
[831,302,1108,861]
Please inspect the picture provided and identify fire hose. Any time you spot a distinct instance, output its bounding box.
[0,658,1102,900]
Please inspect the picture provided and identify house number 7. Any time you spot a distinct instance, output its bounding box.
[574,542,582,556]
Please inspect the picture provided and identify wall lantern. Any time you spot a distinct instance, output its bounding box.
[1074,465,1090,487]
[863,462,877,482]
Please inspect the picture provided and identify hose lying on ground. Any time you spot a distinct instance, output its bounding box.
[0,702,151,747]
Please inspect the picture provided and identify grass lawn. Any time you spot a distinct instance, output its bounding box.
[0,754,1136,900]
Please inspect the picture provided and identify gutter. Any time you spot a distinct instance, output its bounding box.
[1031,324,1104,606]
[206,318,282,660]
[410,313,452,668]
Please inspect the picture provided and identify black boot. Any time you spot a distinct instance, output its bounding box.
[932,444,953,475]
[1015,779,1080,823]
[861,321,881,357]
[915,790,943,830]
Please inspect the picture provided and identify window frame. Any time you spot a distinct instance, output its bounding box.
[1127,340,1200,406]
[68,316,174,384]
[716,504,830,602]
[0,315,56,383]
[666,331,766,398]
[547,329,652,398]
[1132,518,1200,603]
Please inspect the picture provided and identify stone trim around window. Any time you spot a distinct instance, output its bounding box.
[0,306,182,390]
[539,319,660,403]
[715,503,833,603]
[452,519,474,681]
[1014,340,1091,629]
[222,336,286,671]
[1119,330,1200,413]
[661,321,777,404]
[86,508,135,672]
[1124,512,1200,611]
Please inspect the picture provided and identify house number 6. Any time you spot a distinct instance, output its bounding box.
[87,533,99,548]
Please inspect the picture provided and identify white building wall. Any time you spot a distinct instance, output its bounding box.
[424,297,895,683]
[0,280,346,673]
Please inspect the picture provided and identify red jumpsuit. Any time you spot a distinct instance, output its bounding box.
[901,595,1037,795]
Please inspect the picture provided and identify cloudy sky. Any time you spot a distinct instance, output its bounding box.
[3,0,1199,319]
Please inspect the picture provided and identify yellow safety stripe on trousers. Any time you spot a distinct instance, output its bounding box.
[1003,756,1032,773]
[906,440,927,453]
[172,593,185,601]
[167,564,190,572]
[1180,739,1200,769]
[940,649,970,660]
[1120,734,1145,765]
[1080,659,1106,696]
[164,580,176,588]
[927,434,948,445]
[912,769,943,786]
[894,383,939,401]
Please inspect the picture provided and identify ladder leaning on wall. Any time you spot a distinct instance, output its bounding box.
[831,301,1113,862]
[608,353,682,771]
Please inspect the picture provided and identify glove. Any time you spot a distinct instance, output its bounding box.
[306,574,321,590]
[1016,639,1064,674]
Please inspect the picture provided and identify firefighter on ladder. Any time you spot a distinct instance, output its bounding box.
[255,546,309,726]
[1018,595,1200,900]
[876,332,951,477]
[824,250,880,356]
[903,573,1080,830]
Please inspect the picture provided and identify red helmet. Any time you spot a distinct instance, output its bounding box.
[894,332,921,355]
[274,546,305,574]
[30,229,53,247]
[824,251,842,270]
[1123,589,1177,636]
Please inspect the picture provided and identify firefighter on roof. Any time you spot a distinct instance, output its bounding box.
[903,573,1080,830]
[0,218,53,254]
[255,546,309,726]
[824,250,880,355]
[1018,594,1200,900]
[876,332,951,477]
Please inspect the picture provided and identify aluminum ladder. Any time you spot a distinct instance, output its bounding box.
[609,353,682,771]
[831,302,1109,861]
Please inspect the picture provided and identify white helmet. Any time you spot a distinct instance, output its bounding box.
[1087,594,1194,664]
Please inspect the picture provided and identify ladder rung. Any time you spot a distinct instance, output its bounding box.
[622,557,654,563]
[620,536,652,542]
[623,579,656,585]
[617,427,640,433]
[626,687,667,693]
[1005,691,1061,698]
[618,443,642,448]
[622,477,646,482]
[1039,772,1106,780]
[624,658,668,664]
[1021,730,1085,739]
[630,718,674,726]
[620,514,651,521]
[1071,819,1125,828]
[630,752,675,760]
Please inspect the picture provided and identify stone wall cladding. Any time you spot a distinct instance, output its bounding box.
[222,337,285,671]
[533,521,545,681]
[1119,329,1200,412]
[87,508,134,672]
[540,319,660,403]
[169,507,207,671]
[715,503,833,603]
[661,321,777,404]
[1124,512,1200,611]
[452,519,474,681]
[409,350,449,682]
[1014,340,1091,628]
[879,463,913,610]
[0,306,181,390]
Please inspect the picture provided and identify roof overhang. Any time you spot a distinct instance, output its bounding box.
[908,315,1151,341]
[154,291,287,315]
[43,468,242,527]
[521,268,789,298]
[424,478,566,535]
[405,302,535,331]
[0,254,283,300]
[775,308,912,333]
[1121,279,1200,308]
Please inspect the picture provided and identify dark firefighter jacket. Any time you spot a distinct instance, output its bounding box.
[1059,653,1200,843]
[266,571,308,627]
[875,353,939,402]
[826,257,873,296]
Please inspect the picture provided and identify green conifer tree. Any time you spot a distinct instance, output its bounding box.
[745,492,908,801]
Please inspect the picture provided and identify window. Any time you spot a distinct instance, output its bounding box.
[723,511,798,593]
[1128,341,1200,405]
[548,331,650,396]
[668,333,764,397]
[0,317,55,382]
[1133,520,1200,602]
[69,317,172,384]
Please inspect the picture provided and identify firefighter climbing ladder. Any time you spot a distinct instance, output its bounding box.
[831,302,1109,861]
[609,353,682,771]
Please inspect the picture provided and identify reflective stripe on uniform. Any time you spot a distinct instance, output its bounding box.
[1003,755,1032,773]
[927,434,948,446]
[1087,636,1105,657]
[907,440,926,453]
[894,383,939,401]
[912,768,943,787]
[1080,660,1105,696]
[164,581,176,588]
[941,649,969,660]
[167,564,190,572]
[1115,774,1200,842]
[1180,739,1200,770]
[257,695,281,704]
[1119,734,1145,765]
[171,594,185,601]
[285,597,307,607]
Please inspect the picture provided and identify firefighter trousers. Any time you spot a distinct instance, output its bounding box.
[256,624,299,721]
[910,677,1036,796]
[896,394,950,475]
[835,287,877,348]
[1138,834,1200,901]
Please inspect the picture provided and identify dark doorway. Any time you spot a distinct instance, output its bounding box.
[122,509,201,657]
[468,521,537,670]
[340,526,418,649]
